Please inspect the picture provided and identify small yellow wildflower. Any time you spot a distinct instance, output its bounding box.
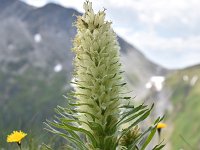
[157,123,167,129]
[7,130,27,144]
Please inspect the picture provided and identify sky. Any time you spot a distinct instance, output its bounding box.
[21,0,200,69]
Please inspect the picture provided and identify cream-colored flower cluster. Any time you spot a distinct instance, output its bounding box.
[72,0,122,144]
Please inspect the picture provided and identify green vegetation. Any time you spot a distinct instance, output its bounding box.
[165,65,200,149]
[0,67,69,148]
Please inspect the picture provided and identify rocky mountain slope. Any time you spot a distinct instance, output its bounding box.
[0,0,165,78]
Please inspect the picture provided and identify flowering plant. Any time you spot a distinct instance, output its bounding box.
[46,1,164,149]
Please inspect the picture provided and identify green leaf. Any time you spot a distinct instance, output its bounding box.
[78,111,100,120]
[104,136,117,150]
[118,105,154,143]
[141,127,157,150]
[154,116,164,125]
[118,109,149,126]
[44,122,87,150]
[87,121,104,136]
[47,121,98,147]
[116,104,147,126]
[152,140,165,150]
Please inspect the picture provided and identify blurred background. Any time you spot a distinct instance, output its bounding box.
[0,0,200,149]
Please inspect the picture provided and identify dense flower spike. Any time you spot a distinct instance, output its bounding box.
[46,1,164,149]
[73,2,121,129]
[72,1,123,147]
[7,130,27,144]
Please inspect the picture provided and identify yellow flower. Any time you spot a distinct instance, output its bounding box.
[157,123,167,129]
[7,130,27,144]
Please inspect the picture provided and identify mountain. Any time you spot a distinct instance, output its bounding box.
[0,0,166,76]
[0,0,166,146]
[162,65,200,149]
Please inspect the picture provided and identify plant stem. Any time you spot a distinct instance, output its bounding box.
[17,142,22,150]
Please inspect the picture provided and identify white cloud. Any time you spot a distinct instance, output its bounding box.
[120,30,200,68]
[21,0,48,7]
[21,0,200,68]
[22,0,106,12]
[52,0,84,11]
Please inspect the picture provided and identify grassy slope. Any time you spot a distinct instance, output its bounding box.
[0,68,70,148]
[165,65,200,149]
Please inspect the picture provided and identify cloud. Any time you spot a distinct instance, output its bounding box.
[97,0,200,68]
[121,30,200,68]
[21,0,200,68]
[21,0,48,7]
